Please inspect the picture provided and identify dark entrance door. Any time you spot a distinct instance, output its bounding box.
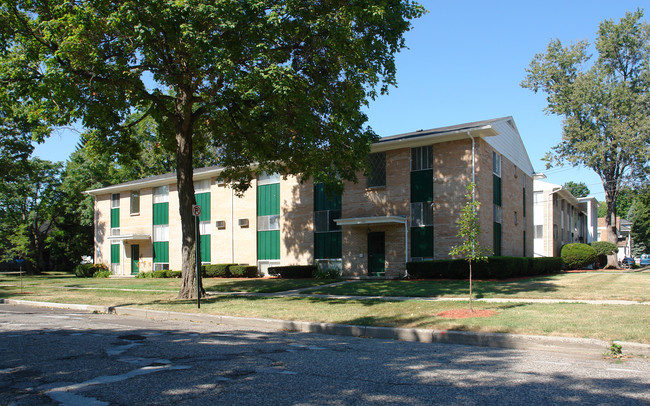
[131,244,139,275]
[367,232,385,276]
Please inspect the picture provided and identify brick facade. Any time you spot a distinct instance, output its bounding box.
[88,117,535,278]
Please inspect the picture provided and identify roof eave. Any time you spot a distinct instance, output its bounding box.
[370,125,497,153]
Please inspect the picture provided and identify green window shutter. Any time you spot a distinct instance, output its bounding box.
[111,244,120,264]
[195,192,211,221]
[257,183,280,216]
[200,234,211,263]
[315,232,342,259]
[493,175,502,206]
[257,230,280,260]
[411,169,433,203]
[153,202,169,225]
[314,183,341,211]
[493,222,502,256]
[153,241,169,263]
[411,226,433,258]
[110,208,120,228]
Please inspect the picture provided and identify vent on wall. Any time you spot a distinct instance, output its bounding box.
[238,218,249,228]
[215,220,226,230]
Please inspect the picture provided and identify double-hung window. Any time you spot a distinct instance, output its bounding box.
[110,193,120,236]
[411,146,434,259]
[493,152,502,256]
[130,190,140,215]
[153,186,169,271]
[314,183,342,260]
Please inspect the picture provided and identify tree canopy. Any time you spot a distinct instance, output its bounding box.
[522,9,650,266]
[563,181,590,198]
[0,0,425,297]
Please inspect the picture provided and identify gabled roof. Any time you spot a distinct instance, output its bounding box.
[373,116,534,176]
[85,116,535,195]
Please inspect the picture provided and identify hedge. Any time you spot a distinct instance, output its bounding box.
[406,256,564,279]
[229,265,259,278]
[590,241,618,268]
[202,263,237,278]
[268,265,317,279]
[74,263,109,278]
[136,270,181,278]
[561,243,597,270]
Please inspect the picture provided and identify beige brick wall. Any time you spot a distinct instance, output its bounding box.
[94,194,110,268]
[211,180,258,266]
[280,175,314,266]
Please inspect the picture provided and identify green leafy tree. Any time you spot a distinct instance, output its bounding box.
[449,183,491,312]
[629,188,650,256]
[0,1,425,298]
[563,181,590,198]
[0,158,62,273]
[522,10,650,268]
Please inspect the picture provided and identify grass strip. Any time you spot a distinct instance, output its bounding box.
[304,273,650,302]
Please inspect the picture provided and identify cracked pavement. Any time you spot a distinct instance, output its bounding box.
[1,303,649,405]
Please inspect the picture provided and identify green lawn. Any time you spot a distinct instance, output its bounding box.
[304,272,650,302]
[1,271,649,343]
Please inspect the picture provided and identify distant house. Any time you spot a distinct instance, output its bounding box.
[533,180,590,257]
[597,217,632,261]
[85,117,535,278]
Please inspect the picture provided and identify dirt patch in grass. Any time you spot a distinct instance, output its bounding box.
[437,309,498,319]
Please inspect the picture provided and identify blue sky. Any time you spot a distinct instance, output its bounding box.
[34,0,649,202]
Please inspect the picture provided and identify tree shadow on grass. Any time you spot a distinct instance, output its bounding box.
[303,277,562,298]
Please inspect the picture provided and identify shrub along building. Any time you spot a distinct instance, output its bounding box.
[85,117,535,279]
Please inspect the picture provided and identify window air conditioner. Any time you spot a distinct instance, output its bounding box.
[215,220,226,230]
[238,218,249,228]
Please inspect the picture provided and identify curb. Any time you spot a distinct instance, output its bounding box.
[3,298,649,358]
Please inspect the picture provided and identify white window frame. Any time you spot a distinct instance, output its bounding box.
[411,146,433,171]
[194,179,211,194]
[258,215,280,231]
[258,172,281,185]
[410,201,434,227]
[111,193,120,208]
[493,205,502,224]
[199,220,211,235]
[130,190,140,215]
[153,185,169,204]
[493,152,501,176]
[153,224,169,242]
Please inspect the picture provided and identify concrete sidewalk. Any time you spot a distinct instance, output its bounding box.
[3,298,650,360]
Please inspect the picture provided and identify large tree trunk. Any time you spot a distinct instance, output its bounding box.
[176,115,205,299]
[604,184,619,269]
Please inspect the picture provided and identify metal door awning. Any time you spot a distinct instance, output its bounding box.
[335,216,407,226]
[107,234,151,241]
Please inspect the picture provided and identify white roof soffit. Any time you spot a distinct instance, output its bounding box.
[370,126,497,153]
[107,234,151,241]
[84,166,225,196]
[335,216,407,226]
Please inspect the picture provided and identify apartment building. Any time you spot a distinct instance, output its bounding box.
[533,180,589,257]
[86,117,535,278]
